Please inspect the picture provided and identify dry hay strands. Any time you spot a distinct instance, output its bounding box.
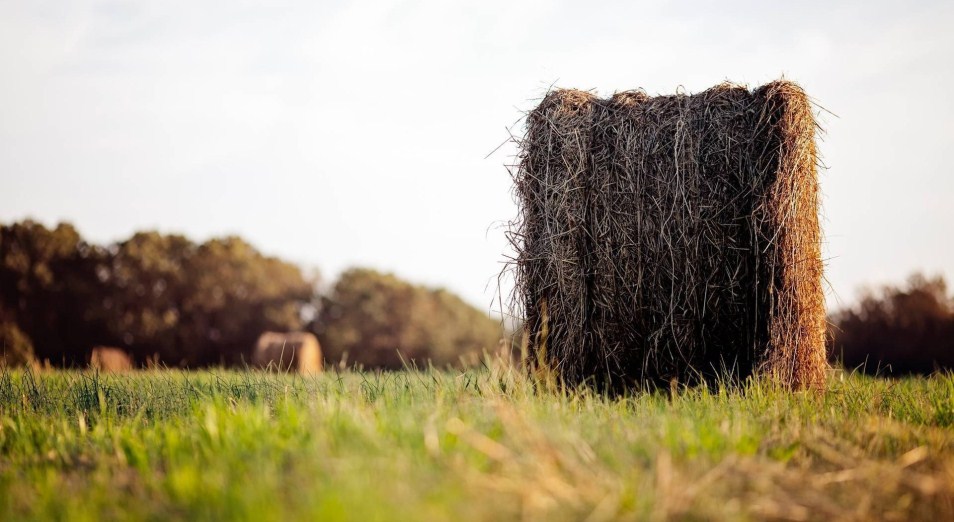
[508,80,826,392]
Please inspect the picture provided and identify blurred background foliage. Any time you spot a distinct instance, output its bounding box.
[316,268,502,369]
[1,220,504,369]
[829,273,954,376]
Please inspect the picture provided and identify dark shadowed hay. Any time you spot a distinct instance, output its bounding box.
[508,81,826,391]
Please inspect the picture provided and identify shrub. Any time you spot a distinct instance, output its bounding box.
[830,273,954,375]
[317,268,502,369]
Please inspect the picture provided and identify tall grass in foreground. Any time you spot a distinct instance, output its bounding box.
[0,363,952,521]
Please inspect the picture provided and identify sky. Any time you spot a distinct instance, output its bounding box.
[1,0,953,313]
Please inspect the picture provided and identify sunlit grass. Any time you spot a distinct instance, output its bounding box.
[0,364,952,520]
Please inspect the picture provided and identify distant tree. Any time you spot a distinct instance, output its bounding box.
[103,233,315,366]
[0,220,107,365]
[830,273,954,375]
[317,268,502,369]
[180,236,315,366]
[101,231,197,365]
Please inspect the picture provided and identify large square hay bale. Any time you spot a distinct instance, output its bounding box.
[510,81,825,391]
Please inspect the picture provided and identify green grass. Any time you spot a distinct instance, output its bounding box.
[0,364,952,521]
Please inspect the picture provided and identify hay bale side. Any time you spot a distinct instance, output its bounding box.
[253,332,322,374]
[90,346,134,372]
[755,82,827,389]
[516,89,598,386]
[510,80,825,391]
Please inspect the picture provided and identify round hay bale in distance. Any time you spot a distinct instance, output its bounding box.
[253,332,322,374]
[90,346,134,372]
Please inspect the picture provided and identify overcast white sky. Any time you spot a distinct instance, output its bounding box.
[1,0,953,312]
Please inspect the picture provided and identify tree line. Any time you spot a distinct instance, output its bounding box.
[829,273,954,376]
[0,220,504,369]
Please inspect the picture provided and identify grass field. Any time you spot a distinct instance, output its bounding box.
[0,364,952,521]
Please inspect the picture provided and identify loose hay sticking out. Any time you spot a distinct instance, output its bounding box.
[508,80,826,391]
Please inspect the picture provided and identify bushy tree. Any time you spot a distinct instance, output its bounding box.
[102,234,315,366]
[317,268,502,369]
[100,232,195,364]
[830,273,954,375]
[0,220,107,365]
[179,236,315,366]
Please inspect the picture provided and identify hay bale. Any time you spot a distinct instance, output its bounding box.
[90,346,134,372]
[510,80,826,391]
[253,332,322,374]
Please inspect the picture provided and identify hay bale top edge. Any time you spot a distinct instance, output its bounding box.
[537,80,808,108]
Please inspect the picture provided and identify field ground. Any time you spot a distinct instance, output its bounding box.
[0,364,952,521]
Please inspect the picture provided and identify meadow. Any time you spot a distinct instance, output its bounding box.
[0,364,952,521]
